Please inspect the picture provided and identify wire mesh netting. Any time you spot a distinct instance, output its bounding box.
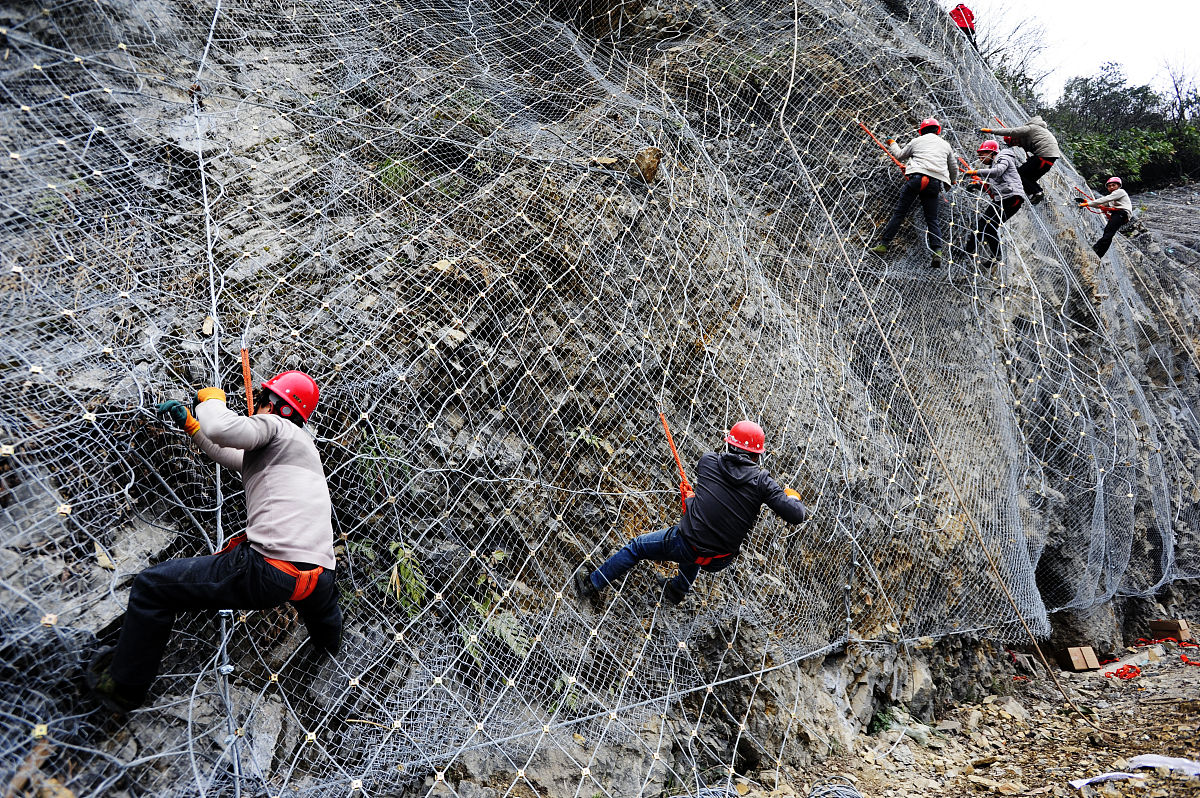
[2,0,1199,794]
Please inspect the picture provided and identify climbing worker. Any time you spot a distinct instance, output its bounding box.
[949,3,977,49]
[961,139,1026,262]
[979,116,1062,205]
[1075,176,1132,258]
[573,421,809,606]
[869,117,958,268]
[87,371,342,712]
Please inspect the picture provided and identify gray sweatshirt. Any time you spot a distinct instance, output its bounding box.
[973,150,1026,200]
[888,132,958,186]
[193,398,336,568]
[1087,187,1132,214]
[989,115,1063,160]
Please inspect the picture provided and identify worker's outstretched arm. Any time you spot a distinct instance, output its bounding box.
[193,389,278,466]
[887,139,912,162]
[763,476,809,524]
[983,123,1029,137]
[158,397,243,471]
[1087,190,1121,206]
[946,149,959,183]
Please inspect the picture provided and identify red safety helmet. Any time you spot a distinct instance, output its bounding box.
[1106,176,1122,187]
[977,139,999,154]
[918,117,941,135]
[725,420,765,455]
[262,370,319,421]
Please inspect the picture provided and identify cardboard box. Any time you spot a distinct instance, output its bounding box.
[1059,646,1101,671]
[1148,619,1192,642]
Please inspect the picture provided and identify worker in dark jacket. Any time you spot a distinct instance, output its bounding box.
[574,421,809,606]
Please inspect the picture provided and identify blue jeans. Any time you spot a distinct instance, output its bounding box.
[591,525,700,594]
[879,174,943,251]
[110,539,342,698]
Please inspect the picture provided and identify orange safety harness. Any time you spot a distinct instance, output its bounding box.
[1104,664,1141,680]
[1135,636,1200,666]
[214,534,324,601]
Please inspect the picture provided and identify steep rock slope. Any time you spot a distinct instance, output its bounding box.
[1,0,1198,795]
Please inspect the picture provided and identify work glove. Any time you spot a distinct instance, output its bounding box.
[1074,196,1088,206]
[194,387,227,407]
[784,487,802,501]
[979,127,992,133]
[963,169,978,176]
[157,399,201,436]
[885,138,895,145]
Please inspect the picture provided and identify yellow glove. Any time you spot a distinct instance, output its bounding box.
[784,487,802,501]
[196,387,227,404]
[979,127,993,133]
[964,169,978,176]
[886,138,895,145]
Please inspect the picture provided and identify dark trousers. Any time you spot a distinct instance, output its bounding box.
[1017,156,1056,197]
[958,27,978,50]
[110,540,341,697]
[592,525,701,595]
[879,174,944,251]
[967,195,1024,258]
[1093,210,1129,257]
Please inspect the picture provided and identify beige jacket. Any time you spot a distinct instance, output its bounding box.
[888,133,958,186]
[1087,187,1132,214]
[193,398,336,568]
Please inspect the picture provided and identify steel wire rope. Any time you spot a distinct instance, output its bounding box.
[775,0,1116,735]
[183,0,248,793]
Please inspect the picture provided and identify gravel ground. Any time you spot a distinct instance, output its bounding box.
[734,639,1200,798]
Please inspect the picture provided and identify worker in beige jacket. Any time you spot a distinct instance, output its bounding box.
[870,117,959,268]
[87,371,341,712]
[1075,176,1133,258]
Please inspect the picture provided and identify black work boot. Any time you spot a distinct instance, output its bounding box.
[85,646,144,714]
[662,580,688,606]
[573,567,603,609]
[1029,190,1044,205]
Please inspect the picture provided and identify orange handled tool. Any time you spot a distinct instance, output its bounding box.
[241,347,254,415]
[857,120,905,172]
[658,411,694,513]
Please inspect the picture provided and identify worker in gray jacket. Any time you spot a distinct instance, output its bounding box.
[1075,176,1132,257]
[962,139,1026,262]
[980,115,1062,204]
[870,117,959,268]
[87,371,341,712]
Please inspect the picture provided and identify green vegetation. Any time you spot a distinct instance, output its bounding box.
[1042,63,1200,191]
[457,550,531,665]
[387,542,427,616]
[867,706,895,734]
[377,157,423,194]
[571,426,614,455]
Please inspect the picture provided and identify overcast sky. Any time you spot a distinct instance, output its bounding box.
[953,0,1198,102]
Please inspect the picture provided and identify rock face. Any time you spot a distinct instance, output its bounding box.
[1,0,1198,795]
